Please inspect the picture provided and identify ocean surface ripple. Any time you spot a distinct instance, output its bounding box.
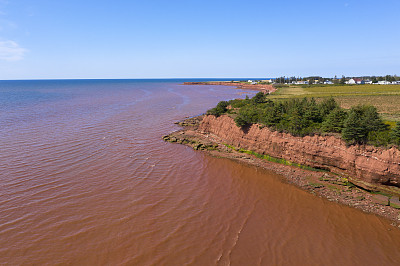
[1,79,400,265]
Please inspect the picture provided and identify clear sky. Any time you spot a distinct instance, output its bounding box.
[0,0,399,79]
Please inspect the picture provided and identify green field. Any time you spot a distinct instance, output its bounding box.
[269,84,400,121]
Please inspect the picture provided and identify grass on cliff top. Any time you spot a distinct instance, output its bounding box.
[269,84,400,121]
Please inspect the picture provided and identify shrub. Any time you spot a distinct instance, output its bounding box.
[391,123,400,146]
[207,101,229,117]
[252,92,266,104]
[234,105,260,127]
[228,99,249,109]
[368,131,391,147]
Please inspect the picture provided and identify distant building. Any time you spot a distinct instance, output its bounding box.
[347,78,364,84]
[293,81,309,85]
[377,81,391,85]
[324,80,333,84]
[355,78,365,84]
[365,80,373,84]
[262,79,273,83]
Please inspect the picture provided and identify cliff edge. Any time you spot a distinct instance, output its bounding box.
[199,115,400,196]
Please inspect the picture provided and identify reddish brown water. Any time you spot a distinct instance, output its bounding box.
[1,80,400,265]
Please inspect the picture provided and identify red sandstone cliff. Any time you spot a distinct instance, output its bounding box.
[199,115,400,195]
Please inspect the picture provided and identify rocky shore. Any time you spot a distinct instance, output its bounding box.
[164,115,400,226]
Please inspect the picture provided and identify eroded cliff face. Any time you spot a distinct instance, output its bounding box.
[199,115,400,195]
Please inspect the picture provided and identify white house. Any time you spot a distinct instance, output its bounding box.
[347,78,364,84]
[324,80,333,84]
[294,81,309,85]
[262,79,273,83]
[378,81,391,85]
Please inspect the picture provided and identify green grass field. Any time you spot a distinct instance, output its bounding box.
[269,84,400,121]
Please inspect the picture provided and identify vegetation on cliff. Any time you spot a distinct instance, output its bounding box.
[207,92,400,146]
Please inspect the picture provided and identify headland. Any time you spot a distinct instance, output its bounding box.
[183,81,277,94]
[165,81,400,225]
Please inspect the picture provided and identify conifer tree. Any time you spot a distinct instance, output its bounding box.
[252,92,266,104]
[321,108,347,133]
[342,106,368,144]
[391,123,400,146]
[319,97,339,118]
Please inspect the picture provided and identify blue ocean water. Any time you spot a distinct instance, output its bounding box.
[0,78,249,130]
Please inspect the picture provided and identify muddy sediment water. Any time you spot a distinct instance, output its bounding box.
[1,80,400,265]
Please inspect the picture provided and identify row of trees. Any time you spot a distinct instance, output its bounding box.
[207,92,400,147]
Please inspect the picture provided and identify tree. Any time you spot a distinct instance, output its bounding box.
[287,109,304,135]
[319,97,339,118]
[234,105,260,127]
[252,92,266,104]
[391,123,400,146]
[304,97,322,123]
[341,105,386,144]
[207,101,229,117]
[342,106,368,144]
[362,105,388,132]
[261,105,282,127]
[321,108,348,133]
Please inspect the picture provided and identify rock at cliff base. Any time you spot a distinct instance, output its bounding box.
[390,196,400,209]
[371,194,389,206]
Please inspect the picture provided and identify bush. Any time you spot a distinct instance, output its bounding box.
[228,99,249,109]
[252,92,266,104]
[207,101,229,117]
[391,123,400,146]
[368,131,391,147]
[234,105,260,127]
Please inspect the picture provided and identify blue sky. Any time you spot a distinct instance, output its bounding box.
[0,0,399,79]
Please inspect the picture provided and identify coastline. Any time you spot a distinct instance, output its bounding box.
[163,116,400,226]
[166,74,400,227]
[183,81,277,94]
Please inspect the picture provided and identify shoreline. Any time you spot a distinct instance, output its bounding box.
[183,81,277,94]
[163,115,400,227]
